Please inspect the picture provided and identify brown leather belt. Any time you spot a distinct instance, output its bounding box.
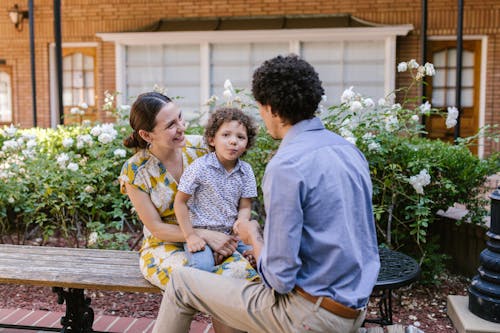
[294,286,360,319]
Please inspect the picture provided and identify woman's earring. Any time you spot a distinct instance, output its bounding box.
[147,141,152,149]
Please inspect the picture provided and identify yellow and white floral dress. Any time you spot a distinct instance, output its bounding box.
[119,135,258,289]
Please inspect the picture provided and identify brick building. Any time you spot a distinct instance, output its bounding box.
[0,0,498,156]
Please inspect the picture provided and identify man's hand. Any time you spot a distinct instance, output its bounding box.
[185,234,206,253]
[233,219,261,244]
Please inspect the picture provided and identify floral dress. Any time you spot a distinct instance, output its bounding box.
[119,135,258,289]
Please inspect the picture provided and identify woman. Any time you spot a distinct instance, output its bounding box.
[119,92,257,333]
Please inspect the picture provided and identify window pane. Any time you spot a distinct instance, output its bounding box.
[463,50,474,66]
[462,88,473,107]
[433,70,445,87]
[86,88,95,106]
[73,71,84,88]
[63,71,72,88]
[210,42,287,96]
[73,88,84,105]
[0,71,12,122]
[447,49,456,67]
[433,51,446,67]
[72,53,83,70]
[84,71,94,88]
[462,68,474,86]
[63,56,72,70]
[126,44,201,118]
[63,88,72,106]
[432,88,445,106]
[83,55,94,70]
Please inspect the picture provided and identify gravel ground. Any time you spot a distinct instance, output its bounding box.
[0,272,469,332]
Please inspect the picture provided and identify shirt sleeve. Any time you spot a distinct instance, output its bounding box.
[257,159,304,294]
[119,159,148,194]
[241,162,257,198]
[177,160,200,195]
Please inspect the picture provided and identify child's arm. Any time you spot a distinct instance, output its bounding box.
[236,197,252,223]
[174,191,206,252]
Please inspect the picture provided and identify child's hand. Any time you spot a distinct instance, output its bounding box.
[186,234,206,253]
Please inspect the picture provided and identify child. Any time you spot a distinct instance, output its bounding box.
[174,107,258,272]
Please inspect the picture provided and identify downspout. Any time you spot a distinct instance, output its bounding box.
[454,0,464,140]
[29,0,36,127]
[54,0,64,125]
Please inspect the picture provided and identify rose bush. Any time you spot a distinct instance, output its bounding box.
[0,62,497,281]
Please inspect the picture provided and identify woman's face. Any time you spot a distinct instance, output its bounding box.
[148,102,186,150]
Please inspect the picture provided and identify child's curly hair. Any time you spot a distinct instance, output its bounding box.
[204,107,257,154]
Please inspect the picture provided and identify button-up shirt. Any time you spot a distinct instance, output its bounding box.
[257,117,380,309]
[178,152,257,232]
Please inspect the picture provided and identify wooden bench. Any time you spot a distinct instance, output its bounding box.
[0,244,160,333]
[0,244,420,332]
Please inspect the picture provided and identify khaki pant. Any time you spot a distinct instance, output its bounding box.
[152,267,366,333]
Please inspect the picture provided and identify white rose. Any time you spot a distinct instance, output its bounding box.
[113,148,127,158]
[67,162,79,171]
[397,62,408,72]
[62,137,74,148]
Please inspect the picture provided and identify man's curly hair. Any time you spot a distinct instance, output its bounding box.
[204,107,257,154]
[252,54,324,125]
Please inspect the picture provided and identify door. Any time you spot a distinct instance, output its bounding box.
[425,40,481,154]
[62,47,97,124]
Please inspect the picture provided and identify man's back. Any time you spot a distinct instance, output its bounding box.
[259,117,380,309]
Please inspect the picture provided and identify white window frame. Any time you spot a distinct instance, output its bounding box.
[98,25,412,108]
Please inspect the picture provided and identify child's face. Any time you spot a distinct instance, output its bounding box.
[209,120,248,166]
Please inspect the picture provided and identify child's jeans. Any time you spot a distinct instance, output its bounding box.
[183,240,252,272]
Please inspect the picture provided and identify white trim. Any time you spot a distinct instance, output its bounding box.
[289,40,300,55]
[385,36,397,100]
[115,44,126,105]
[101,26,413,120]
[478,36,488,158]
[97,26,413,45]
[48,42,98,128]
[199,42,210,122]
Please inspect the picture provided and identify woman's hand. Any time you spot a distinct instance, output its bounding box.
[197,229,238,257]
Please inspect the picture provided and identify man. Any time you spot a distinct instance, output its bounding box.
[152,54,380,333]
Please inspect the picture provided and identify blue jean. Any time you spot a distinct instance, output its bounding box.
[183,240,252,272]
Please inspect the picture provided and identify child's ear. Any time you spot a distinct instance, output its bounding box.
[207,137,215,147]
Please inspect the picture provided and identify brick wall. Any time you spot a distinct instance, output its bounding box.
[0,0,498,155]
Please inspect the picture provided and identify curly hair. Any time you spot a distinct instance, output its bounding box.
[123,92,172,149]
[203,107,257,154]
[252,54,324,125]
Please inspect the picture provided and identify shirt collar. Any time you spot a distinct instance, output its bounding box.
[280,117,325,148]
[206,151,244,174]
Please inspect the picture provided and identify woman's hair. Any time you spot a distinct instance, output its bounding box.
[251,54,324,125]
[203,107,257,153]
[123,92,172,149]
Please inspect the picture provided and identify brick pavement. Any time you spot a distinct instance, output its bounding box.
[0,308,214,333]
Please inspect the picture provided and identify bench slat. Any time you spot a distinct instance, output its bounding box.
[0,244,160,293]
[0,251,140,267]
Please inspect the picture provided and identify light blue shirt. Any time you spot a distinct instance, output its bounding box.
[257,117,380,309]
[178,152,257,232]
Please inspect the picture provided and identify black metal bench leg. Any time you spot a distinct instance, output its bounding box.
[52,287,95,333]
